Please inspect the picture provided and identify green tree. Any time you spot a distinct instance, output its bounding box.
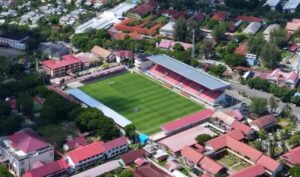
[269,96,277,112]
[18,93,33,116]
[208,64,227,77]
[289,164,300,177]
[195,134,212,145]
[199,38,213,59]
[0,115,24,135]
[0,165,12,177]
[258,129,267,140]
[260,42,281,69]
[174,17,188,42]
[0,100,10,117]
[224,54,248,67]
[247,33,265,55]
[288,132,300,146]
[247,77,270,92]
[291,96,300,106]
[124,124,137,142]
[118,169,133,177]
[250,97,268,116]
[212,23,227,42]
[270,27,288,48]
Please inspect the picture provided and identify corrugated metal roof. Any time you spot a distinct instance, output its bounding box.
[283,0,300,10]
[147,54,230,91]
[264,0,280,7]
[68,88,131,127]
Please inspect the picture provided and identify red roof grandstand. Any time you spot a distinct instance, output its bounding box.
[161,109,213,134]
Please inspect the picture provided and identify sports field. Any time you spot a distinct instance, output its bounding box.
[80,72,203,135]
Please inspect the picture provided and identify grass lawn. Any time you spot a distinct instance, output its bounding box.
[217,154,236,166]
[80,72,203,135]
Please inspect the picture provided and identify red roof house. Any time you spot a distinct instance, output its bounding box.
[23,159,69,177]
[103,136,128,152]
[211,12,226,22]
[161,109,213,135]
[64,136,87,151]
[121,149,146,165]
[133,0,157,17]
[250,114,276,131]
[198,156,224,175]
[231,121,254,136]
[42,55,81,70]
[257,155,281,173]
[234,42,248,56]
[236,16,264,23]
[282,146,300,167]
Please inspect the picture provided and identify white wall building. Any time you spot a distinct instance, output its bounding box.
[0,32,29,50]
[159,22,175,38]
[0,129,54,177]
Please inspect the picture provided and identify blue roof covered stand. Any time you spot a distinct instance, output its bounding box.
[67,88,131,127]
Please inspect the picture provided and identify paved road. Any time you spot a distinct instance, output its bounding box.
[228,81,300,118]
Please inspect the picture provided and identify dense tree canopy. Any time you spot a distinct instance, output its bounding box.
[195,134,212,145]
[76,108,120,141]
[0,165,12,177]
[259,42,281,69]
[250,97,268,116]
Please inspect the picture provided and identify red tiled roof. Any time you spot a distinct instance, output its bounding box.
[226,109,244,121]
[121,149,146,165]
[198,156,224,175]
[236,16,264,23]
[9,129,49,153]
[33,96,44,105]
[257,155,280,172]
[286,19,300,32]
[133,0,157,16]
[228,164,265,177]
[226,130,245,140]
[231,121,253,135]
[134,163,171,177]
[160,9,186,20]
[234,42,248,56]
[23,159,68,177]
[190,13,205,21]
[66,141,106,163]
[252,114,276,129]
[161,109,213,133]
[103,136,128,151]
[211,12,226,21]
[8,98,17,109]
[181,146,204,164]
[206,135,262,161]
[66,136,87,150]
[42,55,81,70]
[282,146,300,167]
[116,50,133,58]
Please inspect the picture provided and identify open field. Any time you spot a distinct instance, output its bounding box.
[80,72,203,134]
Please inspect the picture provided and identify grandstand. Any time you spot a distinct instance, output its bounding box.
[145,54,231,106]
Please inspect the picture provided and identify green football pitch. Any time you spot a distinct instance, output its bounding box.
[80,72,203,135]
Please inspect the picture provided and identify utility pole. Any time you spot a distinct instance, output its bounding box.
[192,29,196,60]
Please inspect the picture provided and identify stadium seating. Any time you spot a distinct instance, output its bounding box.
[148,65,222,104]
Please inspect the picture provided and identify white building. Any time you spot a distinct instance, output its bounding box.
[134,53,153,70]
[65,136,128,171]
[264,0,281,10]
[243,22,262,35]
[283,0,300,13]
[159,21,175,38]
[0,32,29,50]
[0,129,54,177]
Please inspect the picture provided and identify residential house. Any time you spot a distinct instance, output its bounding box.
[42,55,82,77]
[0,32,29,50]
[268,68,298,88]
[121,149,146,165]
[282,146,300,167]
[245,54,258,66]
[264,0,281,10]
[0,129,54,177]
[133,163,171,177]
[115,50,133,63]
[236,16,264,23]
[75,52,100,68]
[132,0,157,19]
[243,22,262,35]
[211,12,226,22]
[250,114,277,131]
[63,136,87,151]
[228,164,265,177]
[285,19,300,33]
[263,24,280,41]
[90,45,113,61]
[158,39,193,51]
[160,9,186,21]
[159,21,175,38]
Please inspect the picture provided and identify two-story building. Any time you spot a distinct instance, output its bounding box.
[0,129,54,177]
